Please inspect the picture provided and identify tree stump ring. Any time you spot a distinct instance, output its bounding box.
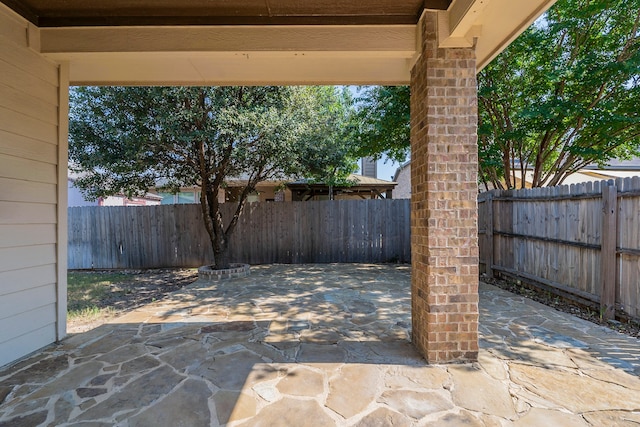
[198,263,250,281]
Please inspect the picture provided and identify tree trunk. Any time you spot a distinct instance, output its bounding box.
[212,232,231,270]
[201,185,233,270]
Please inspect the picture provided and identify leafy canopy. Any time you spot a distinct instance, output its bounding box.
[296,86,359,190]
[479,0,640,188]
[342,1,640,189]
[69,86,307,198]
[352,85,410,164]
[69,85,357,268]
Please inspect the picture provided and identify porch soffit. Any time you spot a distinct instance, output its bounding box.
[1,0,557,85]
[0,0,449,27]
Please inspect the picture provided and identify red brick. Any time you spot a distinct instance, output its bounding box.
[410,9,479,365]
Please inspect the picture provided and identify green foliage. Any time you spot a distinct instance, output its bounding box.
[70,86,364,267]
[69,86,327,268]
[70,86,305,199]
[296,86,359,192]
[352,85,410,163]
[339,1,640,189]
[479,0,640,189]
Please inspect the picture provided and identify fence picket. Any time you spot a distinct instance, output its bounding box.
[68,199,412,269]
[478,181,640,321]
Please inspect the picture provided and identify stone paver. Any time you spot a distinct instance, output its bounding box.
[449,365,515,419]
[0,264,639,426]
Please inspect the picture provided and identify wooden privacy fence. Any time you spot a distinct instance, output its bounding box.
[68,199,411,269]
[479,177,640,321]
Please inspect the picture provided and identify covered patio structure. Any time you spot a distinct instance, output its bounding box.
[287,174,397,201]
[0,0,557,368]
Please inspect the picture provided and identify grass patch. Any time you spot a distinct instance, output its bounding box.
[67,271,130,320]
[66,269,199,332]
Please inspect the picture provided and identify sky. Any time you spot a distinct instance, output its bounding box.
[377,156,403,181]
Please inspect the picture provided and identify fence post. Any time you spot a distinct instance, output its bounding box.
[486,192,495,278]
[600,183,617,320]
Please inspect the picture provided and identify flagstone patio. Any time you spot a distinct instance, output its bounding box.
[1,264,639,426]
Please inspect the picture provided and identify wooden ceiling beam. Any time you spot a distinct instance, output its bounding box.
[40,25,416,54]
[437,0,488,48]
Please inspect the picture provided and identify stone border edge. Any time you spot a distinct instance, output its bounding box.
[198,263,250,281]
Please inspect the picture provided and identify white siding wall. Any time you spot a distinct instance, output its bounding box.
[0,6,64,367]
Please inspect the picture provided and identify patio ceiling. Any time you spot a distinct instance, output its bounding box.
[0,0,451,26]
[0,0,557,85]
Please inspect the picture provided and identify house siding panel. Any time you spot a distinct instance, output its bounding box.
[0,201,57,224]
[0,48,59,106]
[0,224,57,249]
[0,264,57,296]
[0,35,59,86]
[0,5,62,368]
[0,82,59,125]
[0,325,57,368]
[0,154,58,183]
[0,245,57,272]
[0,9,28,47]
[394,163,411,199]
[0,177,58,204]
[0,105,59,144]
[0,58,58,106]
[0,304,56,344]
[0,130,58,164]
[0,284,56,321]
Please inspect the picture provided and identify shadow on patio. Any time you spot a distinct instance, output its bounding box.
[1,264,640,426]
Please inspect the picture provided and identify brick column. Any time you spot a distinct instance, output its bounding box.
[410,11,479,363]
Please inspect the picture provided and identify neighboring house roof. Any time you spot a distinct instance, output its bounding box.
[350,174,397,187]
[68,175,163,202]
[287,174,397,200]
[393,160,411,182]
[583,158,640,171]
[152,179,289,193]
[394,158,640,192]
[288,174,397,187]
[582,170,640,180]
[509,158,640,188]
[131,192,163,201]
[155,176,292,188]
[509,168,640,189]
[224,179,289,188]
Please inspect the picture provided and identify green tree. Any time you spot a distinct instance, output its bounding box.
[297,86,359,199]
[70,86,313,269]
[352,85,410,163]
[479,0,640,189]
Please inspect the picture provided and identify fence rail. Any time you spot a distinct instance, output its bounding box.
[479,177,640,321]
[68,199,411,269]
